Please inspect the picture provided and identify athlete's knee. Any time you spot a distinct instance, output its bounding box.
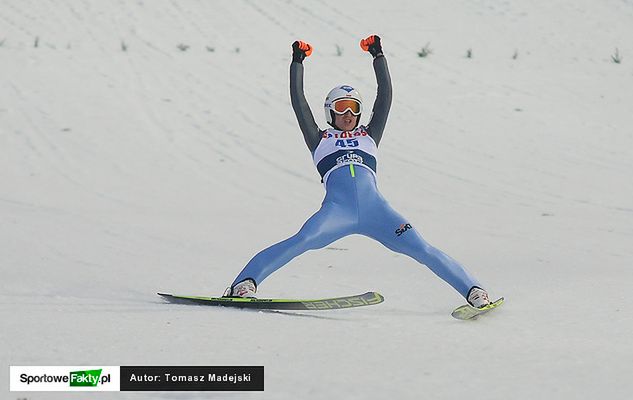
[297,223,346,251]
[392,229,435,259]
[297,232,332,251]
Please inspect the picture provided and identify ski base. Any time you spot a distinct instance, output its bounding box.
[158,291,384,311]
[451,297,504,320]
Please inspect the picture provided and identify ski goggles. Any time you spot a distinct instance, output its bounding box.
[331,98,362,115]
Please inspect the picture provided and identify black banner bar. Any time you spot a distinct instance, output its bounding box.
[120,366,264,391]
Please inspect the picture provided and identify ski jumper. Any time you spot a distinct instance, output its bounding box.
[232,55,482,299]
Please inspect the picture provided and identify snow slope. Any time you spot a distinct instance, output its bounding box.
[1,0,633,398]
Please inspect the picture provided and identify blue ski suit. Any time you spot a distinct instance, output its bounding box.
[232,54,482,299]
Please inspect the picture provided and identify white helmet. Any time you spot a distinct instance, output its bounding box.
[324,85,363,129]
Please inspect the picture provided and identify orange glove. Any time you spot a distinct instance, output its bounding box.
[292,40,313,62]
[360,35,383,58]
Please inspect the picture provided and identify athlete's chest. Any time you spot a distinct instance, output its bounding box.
[312,126,379,182]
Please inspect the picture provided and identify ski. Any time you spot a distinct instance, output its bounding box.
[158,291,384,311]
[451,297,504,320]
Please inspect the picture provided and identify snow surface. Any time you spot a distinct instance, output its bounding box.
[2,0,633,399]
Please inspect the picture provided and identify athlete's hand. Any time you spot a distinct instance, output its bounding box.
[292,40,313,63]
[360,35,383,58]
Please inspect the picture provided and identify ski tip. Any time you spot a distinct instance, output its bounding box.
[451,297,504,320]
[369,291,385,303]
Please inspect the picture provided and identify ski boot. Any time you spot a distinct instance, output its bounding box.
[223,278,257,298]
[467,286,491,309]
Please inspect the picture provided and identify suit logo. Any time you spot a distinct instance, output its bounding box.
[395,223,412,237]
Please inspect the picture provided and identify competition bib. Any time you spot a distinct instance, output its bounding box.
[312,126,378,184]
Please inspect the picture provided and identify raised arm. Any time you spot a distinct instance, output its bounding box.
[361,35,392,147]
[290,41,321,153]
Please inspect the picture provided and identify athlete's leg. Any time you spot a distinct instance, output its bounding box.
[232,201,355,286]
[361,198,482,298]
